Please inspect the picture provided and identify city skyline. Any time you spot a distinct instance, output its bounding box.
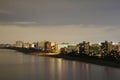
[0,0,120,43]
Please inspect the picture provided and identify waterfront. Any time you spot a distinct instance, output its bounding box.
[0,49,120,80]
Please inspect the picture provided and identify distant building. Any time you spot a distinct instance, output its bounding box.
[22,43,29,48]
[90,43,101,56]
[15,41,23,48]
[0,44,12,48]
[44,41,51,53]
[117,42,120,52]
[114,42,120,56]
[58,43,69,53]
[60,47,67,54]
[37,41,45,51]
[101,41,113,56]
[29,43,35,48]
[79,41,90,55]
[51,42,58,53]
[67,44,78,54]
[33,42,38,49]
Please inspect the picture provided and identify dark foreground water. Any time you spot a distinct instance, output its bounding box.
[0,49,120,80]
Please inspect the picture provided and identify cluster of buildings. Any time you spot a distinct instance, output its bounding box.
[1,40,120,57]
[60,41,120,58]
[10,41,79,54]
[9,41,75,53]
[12,41,58,53]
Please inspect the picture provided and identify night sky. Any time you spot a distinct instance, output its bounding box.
[0,0,120,43]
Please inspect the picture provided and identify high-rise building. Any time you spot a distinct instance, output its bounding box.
[79,41,90,55]
[89,43,101,56]
[15,41,23,47]
[51,42,58,53]
[37,41,45,51]
[44,41,51,53]
[58,43,69,53]
[101,41,113,55]
[116,42,120,56]
[117,42,120,52]
[67,44,78,54]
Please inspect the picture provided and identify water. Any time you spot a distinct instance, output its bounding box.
[0,49,120,80]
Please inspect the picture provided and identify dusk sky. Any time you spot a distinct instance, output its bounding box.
[0,0,120,44]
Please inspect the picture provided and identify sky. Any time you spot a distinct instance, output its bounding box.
[0,0,120,44]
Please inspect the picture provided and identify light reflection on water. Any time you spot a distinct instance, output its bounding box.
[0,49,120,80]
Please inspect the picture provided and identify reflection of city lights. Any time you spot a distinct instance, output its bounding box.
[85,64,89,73]
[58,59,62,65]
[57,58,62,76]
[31,56,34,63]
[82,63,85,71]
[57,59,62,80]
[72,61,76,71]
[49,58,56,80]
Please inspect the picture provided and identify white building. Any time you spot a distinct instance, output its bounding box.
[58,43,69,52]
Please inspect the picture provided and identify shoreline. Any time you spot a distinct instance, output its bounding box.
[1,47,120,68]
[34,54,120,68]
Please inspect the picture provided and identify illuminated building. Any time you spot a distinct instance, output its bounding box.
[29,43,35,48]
[101,41,113,56]
[37,41,45,51]
[60,47,67,54]
[67,44,78,54]
[44,41,51,53]
[79,41,90,55]
[22,42,29,48]
[58,43,69,53]
[117,42,120,52]
[89,43,101,56]
[51,42,58,53]
[110,44,119,57]
[15,41,23,47]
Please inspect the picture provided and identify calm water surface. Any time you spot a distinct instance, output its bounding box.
[0,49,120,80]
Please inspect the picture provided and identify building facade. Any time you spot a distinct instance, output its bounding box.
[44,41,51,53]
[79,41,90,55]
[101,41,113,56]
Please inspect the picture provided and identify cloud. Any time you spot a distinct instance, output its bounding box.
[0,10,13,14]
[0,21,38,26]
[13,21,37,25]
[0,0,120,26]
[0,0,120,44]
[0,24,120,44]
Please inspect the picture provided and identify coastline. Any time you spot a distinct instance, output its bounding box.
[1,47,120,68]
[34,54,120,68]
